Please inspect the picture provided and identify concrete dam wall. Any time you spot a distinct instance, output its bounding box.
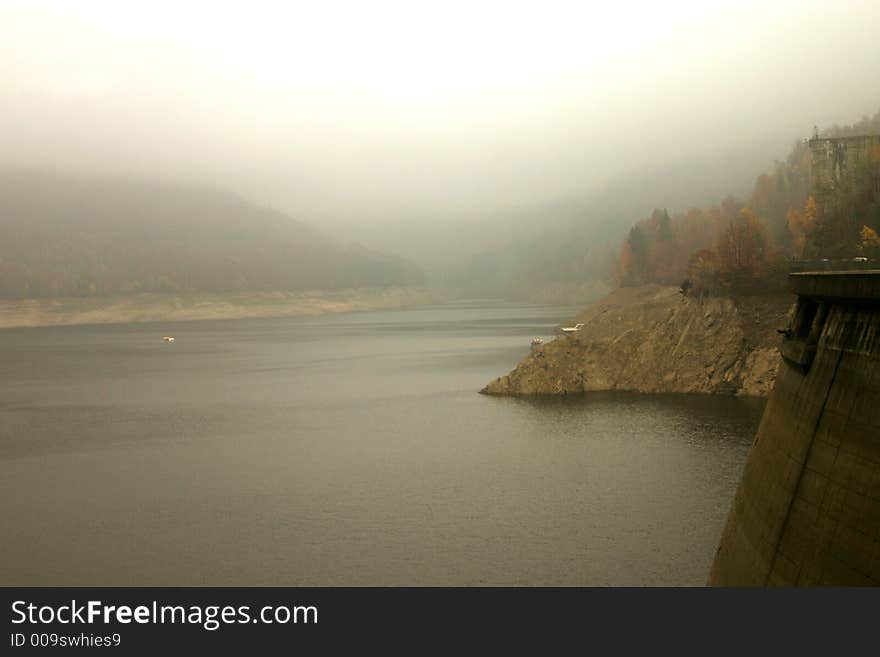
[709,269,880,585]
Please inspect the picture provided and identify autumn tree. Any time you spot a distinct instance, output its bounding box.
[687,249,720,294]
[654,208,673,241]
[617,241,635,285]
[786,197,813,258]
[717,208,766,268]
[785,196,819,258]
[859,225,880,257]
[616,226,648,285]
[804,195,818,232]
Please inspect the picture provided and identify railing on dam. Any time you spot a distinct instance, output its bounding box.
[787,258,877,274]
[780,266,880,370]
[788,265,880,302]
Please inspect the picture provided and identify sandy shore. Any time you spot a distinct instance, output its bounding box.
[0,287,442,329]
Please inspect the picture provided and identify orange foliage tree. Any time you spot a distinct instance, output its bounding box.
[687,249,720,294]
[717,208,770,270]
[859,225,880,257]
[787,196,818,258]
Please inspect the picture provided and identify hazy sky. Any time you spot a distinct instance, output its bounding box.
[2,0,879,226]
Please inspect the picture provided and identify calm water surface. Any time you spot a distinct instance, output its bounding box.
[0,300,763,585]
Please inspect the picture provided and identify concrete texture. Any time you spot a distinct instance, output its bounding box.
[708,270,880,585]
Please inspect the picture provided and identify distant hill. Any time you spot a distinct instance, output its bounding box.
[464,107,880,302]
[458,142,780,303]
[0,170,424,299]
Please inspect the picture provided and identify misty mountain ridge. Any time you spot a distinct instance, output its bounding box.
[461,108,880,302]
[0,169,424,299]
[295,138,782,300]
[452,140,784,301]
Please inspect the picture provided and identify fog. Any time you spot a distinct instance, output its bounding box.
[2,0,879,238]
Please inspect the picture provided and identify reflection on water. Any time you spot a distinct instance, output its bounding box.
[0,301,763,585]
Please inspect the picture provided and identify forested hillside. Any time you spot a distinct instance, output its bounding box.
[461,109,880,303]
[615,110,880,295]
[459,148,773,302]
[0,170,424,299]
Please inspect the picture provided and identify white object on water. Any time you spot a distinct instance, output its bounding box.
[162,336,175,343]
[560,323,584,333]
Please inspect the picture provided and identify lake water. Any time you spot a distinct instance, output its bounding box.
[0,300,764,585]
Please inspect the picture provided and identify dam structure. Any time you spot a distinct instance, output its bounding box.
[709,132,880,585]
[708,266,880,585]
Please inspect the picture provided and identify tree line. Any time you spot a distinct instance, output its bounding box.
[615,109,880,295]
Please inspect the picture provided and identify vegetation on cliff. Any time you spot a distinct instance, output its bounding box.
[614,109,880,296]
[461,110,879,306]
[483,110,880,398]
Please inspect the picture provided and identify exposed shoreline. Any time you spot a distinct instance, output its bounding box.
[0,287,442,329]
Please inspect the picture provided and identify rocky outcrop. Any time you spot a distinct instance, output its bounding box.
[481,285,794,397]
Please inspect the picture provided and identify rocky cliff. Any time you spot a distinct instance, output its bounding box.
[481,285,794,397]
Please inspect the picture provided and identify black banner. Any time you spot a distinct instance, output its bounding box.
[2,587,876,653]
